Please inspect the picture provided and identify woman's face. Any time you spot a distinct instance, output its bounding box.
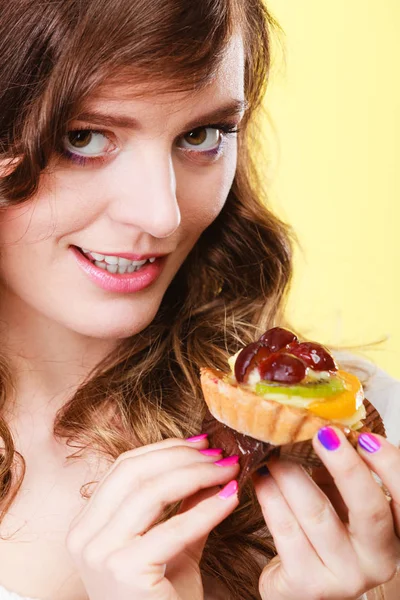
[0,37,245,340]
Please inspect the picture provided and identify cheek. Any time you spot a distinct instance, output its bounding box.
[179,148,237,232]
[0,203,38,246]
[0,170,102,249]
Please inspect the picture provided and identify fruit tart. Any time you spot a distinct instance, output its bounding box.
[200,327,386,486]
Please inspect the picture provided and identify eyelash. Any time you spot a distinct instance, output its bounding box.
[59,122,240,167]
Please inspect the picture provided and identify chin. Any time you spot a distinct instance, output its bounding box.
[59,303,161,340]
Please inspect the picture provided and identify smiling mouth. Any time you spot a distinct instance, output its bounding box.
[74,246,157,275]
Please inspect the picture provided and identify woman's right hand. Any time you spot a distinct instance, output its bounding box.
[65,435,240,600]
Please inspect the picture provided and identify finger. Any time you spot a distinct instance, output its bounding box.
[67,444,223,547]
[313,426,397,573]
[80,460,240,561]
[265,459,356,577]
[174,485,221,561]
[356,432,400,537]
[69,436,211,528]
[312,466,349,522]
[252,465,325,583]
[178,483,218,515]
[108,479,239,572]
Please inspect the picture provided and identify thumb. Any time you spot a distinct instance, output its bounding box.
[259,555,291,600]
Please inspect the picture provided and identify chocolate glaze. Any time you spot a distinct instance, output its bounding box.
[201,399,386,493]
[201,408,278,490]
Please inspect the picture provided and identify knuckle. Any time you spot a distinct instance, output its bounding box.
[168,444,199,460]
[65,529,84,556]
[274,516,301,539]
[118,448,139,460]
[137,478,159,501]
[163,520,186,545]
[359,501,390,526]
[339,457,360,482]
[104,549,145,586]
[104,552,127,580]
[114,454,137,471]
[81,542,104,569]
[305,499,333,527]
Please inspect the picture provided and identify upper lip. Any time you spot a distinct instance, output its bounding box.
[73,245,167,261]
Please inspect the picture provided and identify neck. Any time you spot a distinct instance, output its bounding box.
[0,289,118,423]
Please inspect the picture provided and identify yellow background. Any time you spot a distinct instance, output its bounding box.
[263,0,399,379]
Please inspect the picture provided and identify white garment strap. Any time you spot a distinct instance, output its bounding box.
[0,584,41,600]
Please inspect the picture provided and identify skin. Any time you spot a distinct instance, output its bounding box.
[0,36,245,425]
[0,33,398,600]
[254,430,400,600]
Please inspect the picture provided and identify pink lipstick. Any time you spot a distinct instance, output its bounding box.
[70,246,165,293]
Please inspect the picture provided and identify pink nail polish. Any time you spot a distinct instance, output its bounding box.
[218,480,238,499]
[186,434,208,442]
[358,433,381,453]
[214,455,239,467]
[199,448,223,456]
[318,426,341,451]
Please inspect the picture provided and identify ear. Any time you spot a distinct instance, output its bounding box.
[0,156,22,177]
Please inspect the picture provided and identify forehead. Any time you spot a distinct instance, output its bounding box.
[78,35,245,117]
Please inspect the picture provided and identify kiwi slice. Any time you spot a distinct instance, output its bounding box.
[255,376,345,398]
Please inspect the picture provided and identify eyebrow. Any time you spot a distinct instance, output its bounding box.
[72,99,249,132]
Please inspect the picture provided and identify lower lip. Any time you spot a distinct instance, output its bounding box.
[70,246,164,293]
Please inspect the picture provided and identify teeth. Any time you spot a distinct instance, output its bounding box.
[94,261,108,269]
[94,260,144,275]
[81,247,157,273]
[118,257,147,268]
[91,252,106,261]
[105,263,119,274]
[104,255,119,265]
[118,257,134,267]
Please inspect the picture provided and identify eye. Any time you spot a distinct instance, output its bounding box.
[178,127,222,151]
[63,130,115,156]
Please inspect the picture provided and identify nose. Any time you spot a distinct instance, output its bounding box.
[106,146,181,238]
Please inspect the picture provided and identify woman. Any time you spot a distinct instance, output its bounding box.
[0,1,398,599]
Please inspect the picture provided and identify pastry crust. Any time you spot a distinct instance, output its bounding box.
[201,367,388,497]
[200,367,356,445]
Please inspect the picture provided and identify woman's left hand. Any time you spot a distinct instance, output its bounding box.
[253,427,400,600]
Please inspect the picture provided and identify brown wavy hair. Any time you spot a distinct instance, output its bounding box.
[0,1,294,598]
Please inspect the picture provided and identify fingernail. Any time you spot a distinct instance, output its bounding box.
[318,426,341,451]
[358,433,381,453]
[214,455,239,467]
[218,479,238,499]
[257,465,270,476]
[186,434,208,442]
[199,448,223,456]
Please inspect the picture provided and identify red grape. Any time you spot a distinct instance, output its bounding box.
[259,352,307,384]
[289,342,337,371]
[234,342,272,383]
[258,327,298,352]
